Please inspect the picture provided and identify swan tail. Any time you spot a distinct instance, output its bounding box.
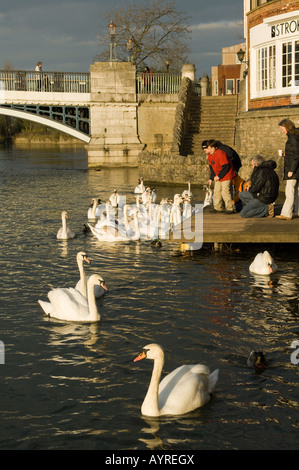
[38,299,53,316]
[208,369,219,394]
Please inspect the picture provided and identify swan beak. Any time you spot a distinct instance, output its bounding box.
[100,281,108,291]
[134,350,146,362]
[268,265,273,274]
[84,256,91,264]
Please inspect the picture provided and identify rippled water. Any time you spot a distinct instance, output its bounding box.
[0,146,298,450]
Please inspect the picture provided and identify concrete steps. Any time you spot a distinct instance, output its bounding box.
[181,95,238,156]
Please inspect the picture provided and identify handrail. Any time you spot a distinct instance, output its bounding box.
[0,70,90,93]
[136,72,181,94]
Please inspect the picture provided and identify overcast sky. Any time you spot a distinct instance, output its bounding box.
[0,0,244,77]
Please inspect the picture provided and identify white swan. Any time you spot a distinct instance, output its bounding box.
[203,187,213,208]
[75,251,107,298]
[170,194,183,228]
[182,180,193,198]
[57,210,75,240]
[134,343,219,417]
[249,251,278,275]
[88,198,104,220]
[38,274,105,322]
[134,177,145,194]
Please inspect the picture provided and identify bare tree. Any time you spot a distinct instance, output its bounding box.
[95,0,191,71]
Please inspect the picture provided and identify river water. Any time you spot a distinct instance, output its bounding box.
[0,146,298,451]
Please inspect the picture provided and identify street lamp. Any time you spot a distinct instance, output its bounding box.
[108,20,116,61]
[127,37,133,63]
[165,60,170,72]
[237,48,248,79]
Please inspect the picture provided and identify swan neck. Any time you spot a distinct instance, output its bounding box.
[87,281,100,321]
[142,354,164,416]
[77,257,87,297]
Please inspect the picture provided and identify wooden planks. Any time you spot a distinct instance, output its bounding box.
[170,212,299,244]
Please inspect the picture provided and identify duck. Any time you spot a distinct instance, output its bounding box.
[75,251,107,298]
[247,351,268,371]
[56,210,75,240]
[134,343,219,417]
[134,177,145,194]
[38,274,106,322]
[249,251,278,275]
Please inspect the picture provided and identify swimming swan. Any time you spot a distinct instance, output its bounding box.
[249,251,278,275]
[134,177,145,194]
[38,274,106,322]
[57,210,75,240]
[134,343,219,416]
[75,251,108,299]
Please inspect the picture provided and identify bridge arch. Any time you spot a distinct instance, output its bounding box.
[0,106,91,143]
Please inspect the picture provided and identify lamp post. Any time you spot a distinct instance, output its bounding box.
[165,60,170,73]
[127,37,133,63]
[108,20,116,61]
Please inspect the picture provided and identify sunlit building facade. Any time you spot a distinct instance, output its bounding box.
[244,0,299,110]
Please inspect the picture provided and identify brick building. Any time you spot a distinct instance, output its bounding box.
[244,0,299,110]
[211,44,245,96]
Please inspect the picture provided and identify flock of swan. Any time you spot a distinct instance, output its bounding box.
[38,177,279,417]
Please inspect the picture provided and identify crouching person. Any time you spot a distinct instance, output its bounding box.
[239,155,279,218]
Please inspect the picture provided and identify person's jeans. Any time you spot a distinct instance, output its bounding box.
[213,180,234,212]
[280,179,298,218]
[239,191,268,218]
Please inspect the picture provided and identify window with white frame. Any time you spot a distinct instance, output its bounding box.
[257,45,276,91]
[282,40,299,87]
[215,80,218,96]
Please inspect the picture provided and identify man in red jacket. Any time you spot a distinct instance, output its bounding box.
[206,139,236,213]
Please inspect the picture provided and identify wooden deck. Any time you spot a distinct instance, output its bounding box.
[171,211,299,245]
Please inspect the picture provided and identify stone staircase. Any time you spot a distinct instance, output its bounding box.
[181,95,238,156]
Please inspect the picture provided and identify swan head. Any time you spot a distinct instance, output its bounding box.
[247,351,268,371]
[263,251,274,273]
[61,210,68,219]
[134,343,164,362]
[88,274,108,291]
[77,251,90,265]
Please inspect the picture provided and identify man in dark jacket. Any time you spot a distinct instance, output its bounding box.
[239,155,279,218]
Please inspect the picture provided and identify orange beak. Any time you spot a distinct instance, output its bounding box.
[134,350,146,362]
[269,265,273,274]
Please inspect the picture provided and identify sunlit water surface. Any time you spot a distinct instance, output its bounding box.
[0,146,298,450]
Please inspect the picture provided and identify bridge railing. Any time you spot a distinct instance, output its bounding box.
[0,70,90,93]
[136,72,181,94]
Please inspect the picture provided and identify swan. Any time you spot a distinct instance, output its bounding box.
[88,198,104,220]
[75,251,107,298]
[134,177,145,194]
[182,180,193,198]
[203,185,213,208]
[134,343,219,417]
[249,251,278,275]
[57,210,75,240]
[38,274,106,322]
[170,194,183,228]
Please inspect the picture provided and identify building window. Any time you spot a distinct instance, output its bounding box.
[257,45,276,91]
[226,79,234,94]
[215,80,218,96]
[282,40,299,87]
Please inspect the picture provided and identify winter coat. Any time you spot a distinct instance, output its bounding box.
[283,128,299,180]
[249,160,279,204]
[216,141,242,173]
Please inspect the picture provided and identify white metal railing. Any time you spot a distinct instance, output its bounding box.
[0,70,90,93]
[136,72,181,94]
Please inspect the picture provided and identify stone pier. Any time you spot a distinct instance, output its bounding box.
[87,62,144,167]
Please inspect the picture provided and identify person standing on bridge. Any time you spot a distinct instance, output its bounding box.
[35,61,42,91]
[239,155,279,218]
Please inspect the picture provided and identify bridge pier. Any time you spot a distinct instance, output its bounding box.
[87,62,144,167]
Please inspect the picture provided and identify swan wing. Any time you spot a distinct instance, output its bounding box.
[45,287,89,321]
[158,364,214,415]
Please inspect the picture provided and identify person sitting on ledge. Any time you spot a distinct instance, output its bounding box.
[239,155,279,218]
